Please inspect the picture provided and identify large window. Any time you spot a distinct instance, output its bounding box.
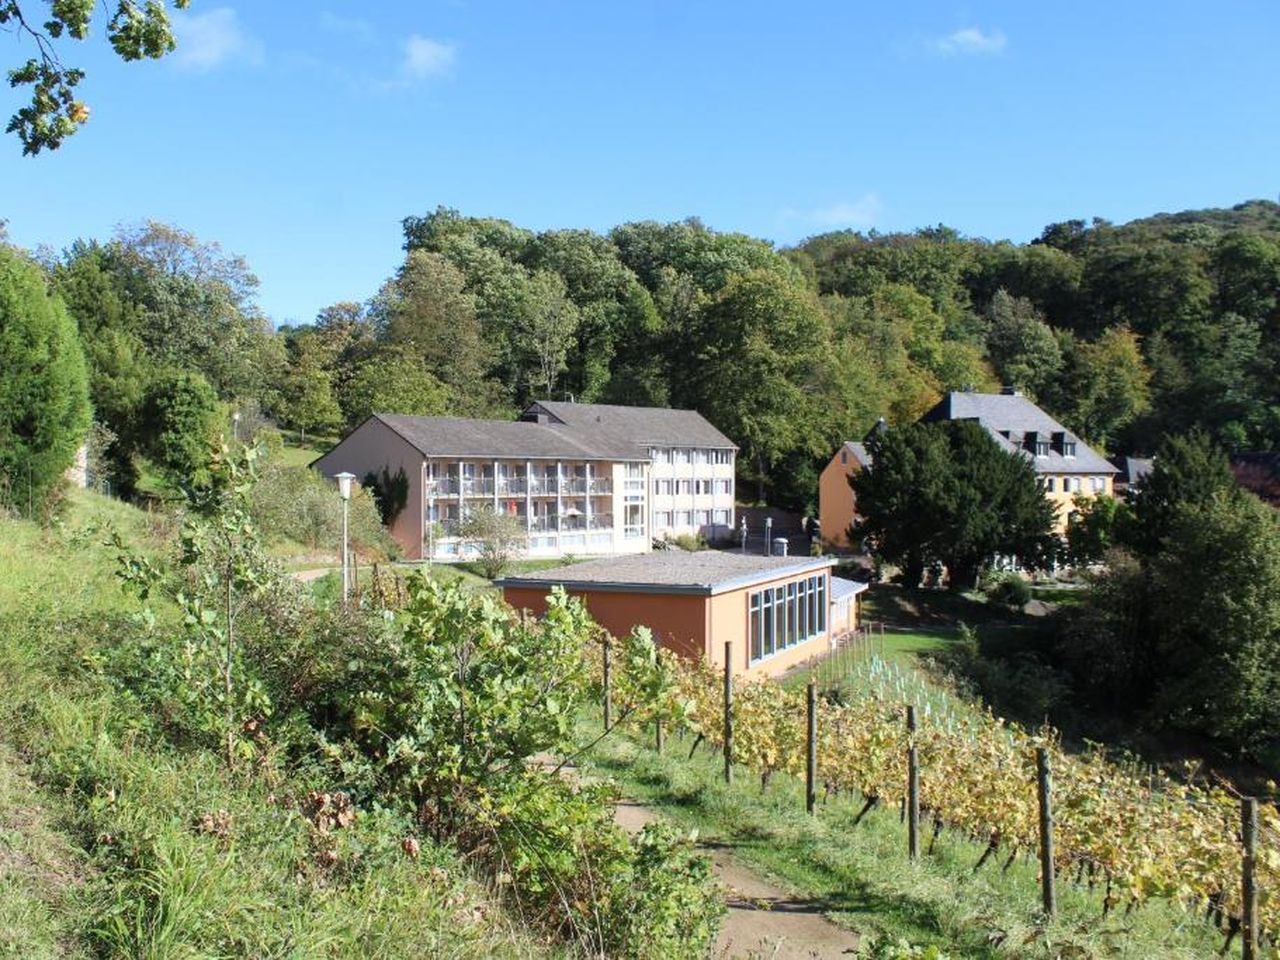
[748,574,828,664]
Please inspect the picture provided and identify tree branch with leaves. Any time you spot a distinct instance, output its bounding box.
[2,0,191,154]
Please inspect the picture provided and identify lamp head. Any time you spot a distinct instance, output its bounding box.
[335,472,356,501]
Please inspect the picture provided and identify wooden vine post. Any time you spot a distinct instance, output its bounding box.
[602,638,612,729]
[907,705,920,860]
[723,641,734,785]
[1036,747,1057,919]
[1242,797,1258,960]
[655,718,664,754]
[806,680,818,815]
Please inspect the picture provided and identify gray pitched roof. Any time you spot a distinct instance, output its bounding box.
[840,441,873,468]
[496,551,833,596]
[528,401,737,450]
[1112,456,1154,486]
[921,392,1117,475]
[373,413,645,461]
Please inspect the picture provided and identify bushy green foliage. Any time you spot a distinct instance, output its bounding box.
[136,367,220,487]
[1127,429,1236,555]
[854,421,1056,588]
[667,531,707,551]
[250,460,394,557]
[0,245,91,517]
[458,505,525,578]
[1064,493,1133,566]
[982,571,1031,610]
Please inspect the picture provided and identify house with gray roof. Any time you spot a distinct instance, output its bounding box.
[921,389,1118,530]
[312,401,737,560]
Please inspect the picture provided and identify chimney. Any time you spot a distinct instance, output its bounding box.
[1000,385,1022,396]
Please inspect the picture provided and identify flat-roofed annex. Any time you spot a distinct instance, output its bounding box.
[495,550,834,596]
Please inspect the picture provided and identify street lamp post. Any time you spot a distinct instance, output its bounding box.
[335,472,355,606]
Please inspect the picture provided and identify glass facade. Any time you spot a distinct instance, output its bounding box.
[748,574,827,663]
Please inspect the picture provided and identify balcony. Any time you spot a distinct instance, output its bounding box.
[496,478,527,496]
[425,479,459,496]
[561,478,587,495]
[461,479,495,497]
[588,514,614,531]
[588,478,612,495]
[528,478,557,496]
[529,515,558,533]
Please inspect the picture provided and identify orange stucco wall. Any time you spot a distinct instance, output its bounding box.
[313,419,425,559]
[818,450,860,550]
[502,562,837,680]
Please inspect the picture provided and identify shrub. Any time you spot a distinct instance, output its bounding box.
[982,571,1031,610]
[667,532,707,552]
[459,506,525,578]
[0,245,91,518]
[137,368,220,488]
[250,462,395,558]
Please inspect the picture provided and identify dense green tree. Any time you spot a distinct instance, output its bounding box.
[851,422,951,585]
[1127,430,1236,555]
[985,289,1062,398]
[684,270,827,499]
[339,349,449,428]
[137,368,219,487]
[515,270,580,400]
[0,245,91,514]
[1064,494,1133,567]
[276,341,342,442]
[1051,326,1151,449]
[1148,492,1280,751]
[854,421,1055,588]
[375,250,498,415]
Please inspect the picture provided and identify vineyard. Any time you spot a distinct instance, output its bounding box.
[605,636,1280,956]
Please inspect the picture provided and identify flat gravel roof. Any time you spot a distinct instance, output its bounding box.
[496,550,835,596]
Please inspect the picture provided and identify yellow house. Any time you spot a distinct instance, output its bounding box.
[818,392,1118,542]
[920,390,1117,532]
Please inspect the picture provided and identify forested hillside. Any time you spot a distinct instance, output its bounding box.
[27,199,1280,513]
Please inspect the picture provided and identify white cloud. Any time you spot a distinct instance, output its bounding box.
[401,34,457,80]
[171,7,262,72]
[319,12,376,43]
[781,194,883,229]
[933,27,1007,57]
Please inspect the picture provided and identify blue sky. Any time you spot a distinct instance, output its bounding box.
[3,1,1278,324]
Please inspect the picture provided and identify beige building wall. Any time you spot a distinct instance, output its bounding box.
[1043,473,1115,532]
[313,419,425,559]
[649,446,736,541]
[818,449,861,550]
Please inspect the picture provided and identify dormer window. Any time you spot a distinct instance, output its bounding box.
[1063,441,1077,458]
[1035,440,1050,457]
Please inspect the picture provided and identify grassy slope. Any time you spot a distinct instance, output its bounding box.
[0,490,549,958]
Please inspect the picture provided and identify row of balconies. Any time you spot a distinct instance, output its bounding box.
[433,514,616,537]
[425,478,613,497]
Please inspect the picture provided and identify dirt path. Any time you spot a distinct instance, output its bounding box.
[290,567,333,583]
[611,798,859,958]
